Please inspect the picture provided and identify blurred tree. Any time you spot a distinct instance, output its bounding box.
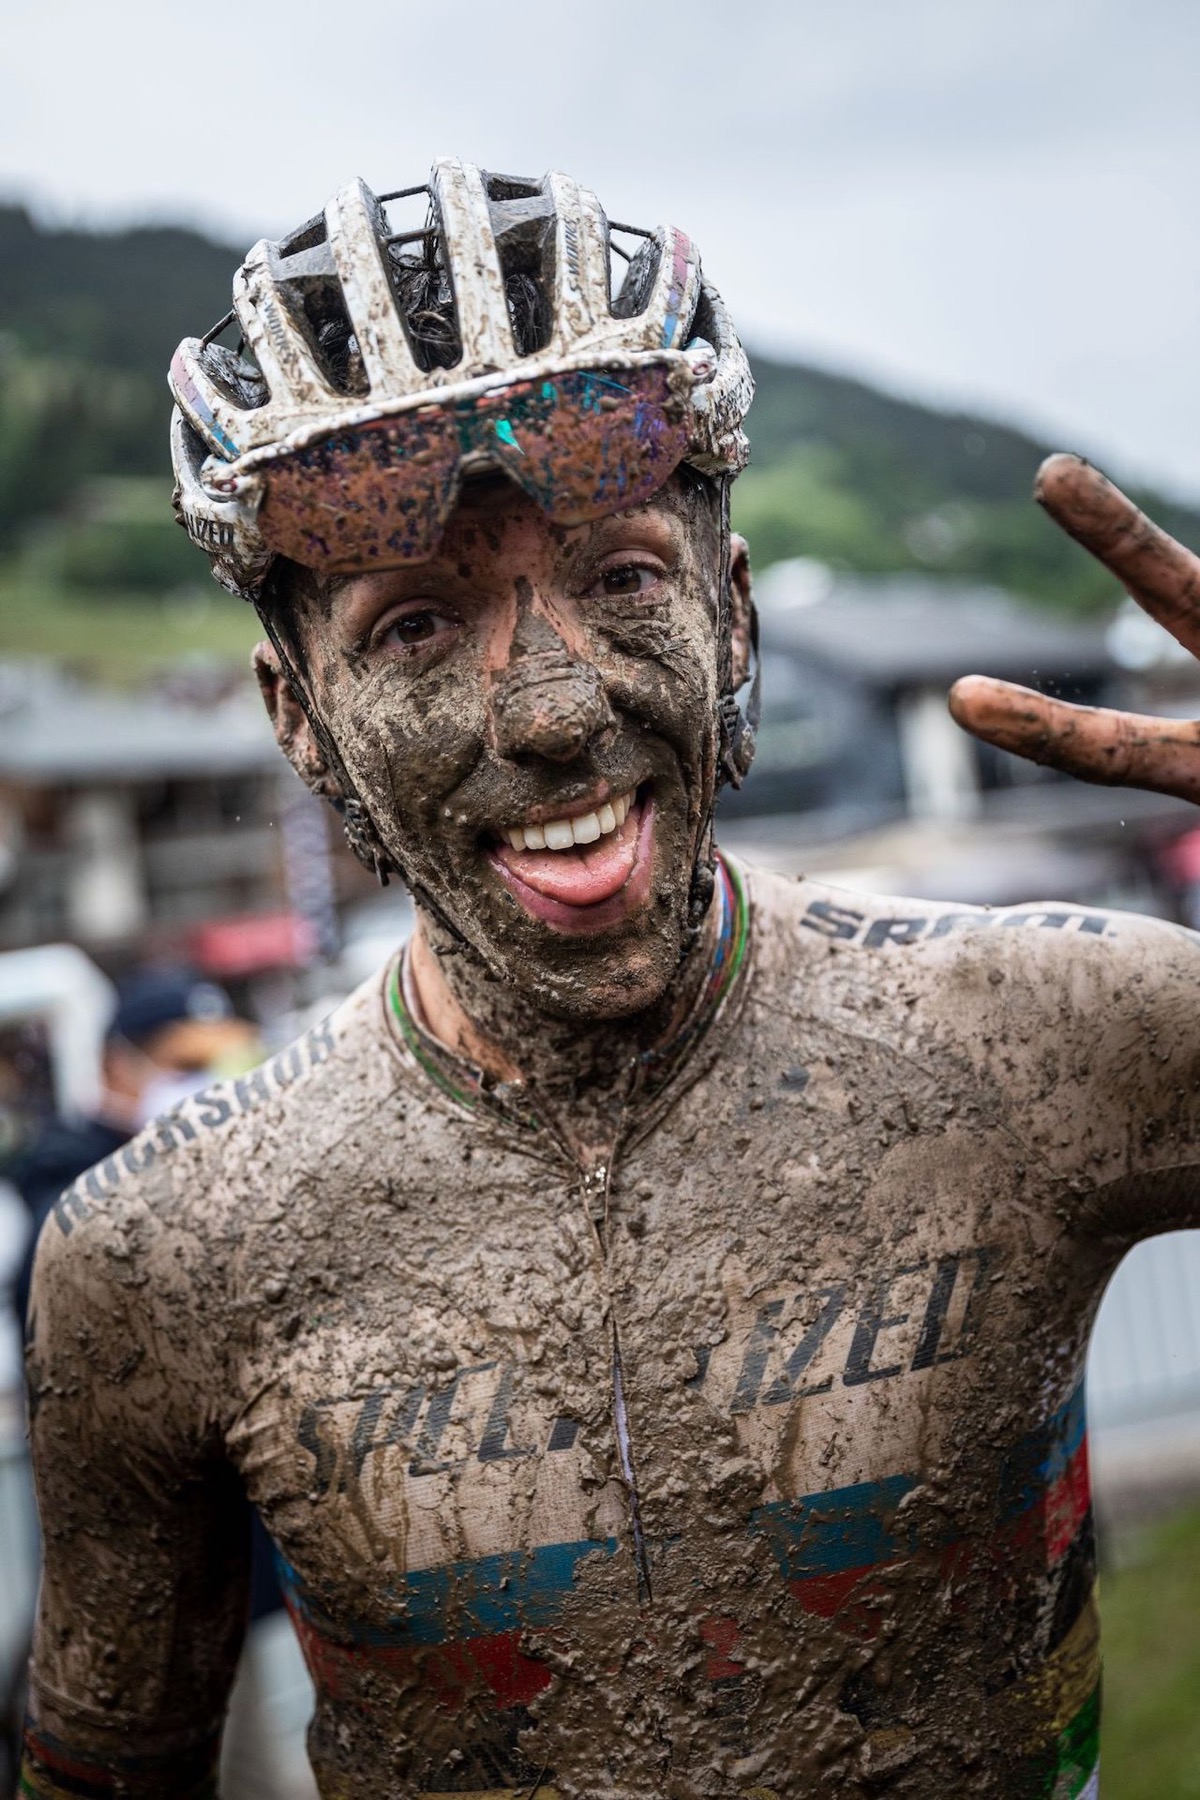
[0,206,232,375]
[0,205,233,555]
[0,341,160,548]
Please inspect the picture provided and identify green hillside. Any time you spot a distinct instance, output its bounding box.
[733,355,1200,611]
[1,201,1195,661]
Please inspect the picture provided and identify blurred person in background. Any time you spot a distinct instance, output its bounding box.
[10,966,258,1321]
[16,157,1200,1800]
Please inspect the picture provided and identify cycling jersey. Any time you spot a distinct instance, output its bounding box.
[22,862,1200,1799]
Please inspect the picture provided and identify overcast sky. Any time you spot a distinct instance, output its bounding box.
[5,0,1200,496]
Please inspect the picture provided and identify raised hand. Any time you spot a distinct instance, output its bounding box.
[949,455,1200,804]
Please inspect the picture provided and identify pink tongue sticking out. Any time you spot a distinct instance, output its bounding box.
[494,803,640,907]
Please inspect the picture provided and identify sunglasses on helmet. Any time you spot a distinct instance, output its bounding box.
[244,361,696,576]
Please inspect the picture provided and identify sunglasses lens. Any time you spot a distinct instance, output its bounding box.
[257,364,692,577]
[258,410,461,573]
[473,368,691,521]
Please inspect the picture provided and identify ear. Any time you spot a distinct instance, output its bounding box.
[728,533,754,691]
[252,640,341,798]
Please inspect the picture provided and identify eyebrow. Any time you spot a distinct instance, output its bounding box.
[329,494,685,615]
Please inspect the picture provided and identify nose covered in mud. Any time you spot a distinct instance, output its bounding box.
[491,606,616,766]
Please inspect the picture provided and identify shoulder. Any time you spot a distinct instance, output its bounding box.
[44,961,404,1260]
[742,860,1114,955]
[739,858,1200,1022]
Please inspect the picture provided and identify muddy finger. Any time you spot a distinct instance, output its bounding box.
[949,674,1200,800]
[1036,454,1200,658]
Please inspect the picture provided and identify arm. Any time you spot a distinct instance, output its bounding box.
[946,457,1200,1236]
[20,1185,249,1798]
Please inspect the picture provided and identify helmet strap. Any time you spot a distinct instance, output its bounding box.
[685,475,761,940]
[713,474,761,790]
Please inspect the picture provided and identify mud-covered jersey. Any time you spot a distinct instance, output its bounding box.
[21,862,1200,1799]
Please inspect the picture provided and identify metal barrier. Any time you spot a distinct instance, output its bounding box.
[1087,1229,1200,1431]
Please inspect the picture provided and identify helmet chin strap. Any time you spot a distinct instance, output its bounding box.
[254,606,470,951]
[685,476,761,940]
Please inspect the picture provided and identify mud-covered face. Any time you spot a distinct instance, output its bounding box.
[285,476,727,1020]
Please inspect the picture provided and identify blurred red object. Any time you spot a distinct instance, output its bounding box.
[188,912,316,977]
[1159,828,1200,886]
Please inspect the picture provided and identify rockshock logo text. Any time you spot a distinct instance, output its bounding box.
[52,1016,337,1236]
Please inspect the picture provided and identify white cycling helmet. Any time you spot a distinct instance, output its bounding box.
[169,157,754,600]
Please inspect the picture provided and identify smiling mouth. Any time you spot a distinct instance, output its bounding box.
[499,788,635,853]
[488,785,653,929]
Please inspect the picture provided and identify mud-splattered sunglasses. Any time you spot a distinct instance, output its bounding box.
[252,362,695,575]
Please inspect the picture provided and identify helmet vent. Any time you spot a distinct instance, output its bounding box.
[380,186,432,245]
[485,173,542,203]
[377,186,462,372]
[687,286,717,360]
[202,340,267,411]
[277,213,328,258]
[300,282,369,397]
[611,233,663,321]
[501,270,551,356]
[388,247,462,373]
[488,188,554,356]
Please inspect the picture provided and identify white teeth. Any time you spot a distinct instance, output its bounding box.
[501,788,636,854]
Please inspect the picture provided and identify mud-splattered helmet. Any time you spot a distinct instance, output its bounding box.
[169,157,754,601]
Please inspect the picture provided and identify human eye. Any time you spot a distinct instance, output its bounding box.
[585,558,665,601]
[374,603,460,654]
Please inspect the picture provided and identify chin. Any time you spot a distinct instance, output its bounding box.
[395,763,706,1023]
[492,926,683,1024]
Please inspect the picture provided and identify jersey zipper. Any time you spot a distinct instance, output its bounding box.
[582,1158,653,1606]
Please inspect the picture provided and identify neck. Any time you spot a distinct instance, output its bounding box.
[407,878,724,1167]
